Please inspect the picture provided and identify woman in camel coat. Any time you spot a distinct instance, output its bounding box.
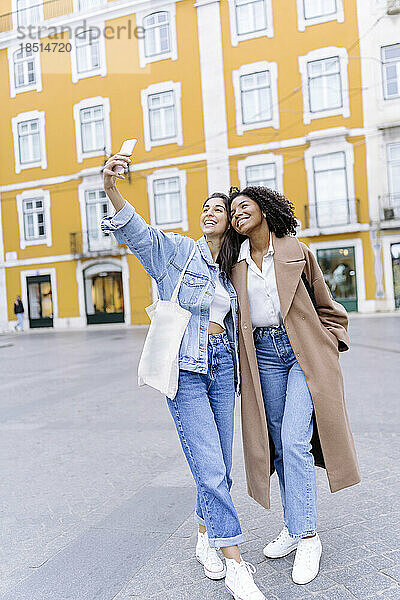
[227,185,360,586]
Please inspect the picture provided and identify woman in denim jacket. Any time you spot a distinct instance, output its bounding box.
[101,153,265,600]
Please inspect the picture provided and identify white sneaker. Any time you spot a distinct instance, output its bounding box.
[225,558,266,600]
[263,526,299,559]
[292,534,322,585]
[195,531,226,580]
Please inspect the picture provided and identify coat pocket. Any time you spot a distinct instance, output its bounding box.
[178,273,208,306]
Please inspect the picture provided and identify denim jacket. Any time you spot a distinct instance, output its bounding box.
[101,202,240,389]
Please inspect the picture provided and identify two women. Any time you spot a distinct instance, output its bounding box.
[101,153,265,600]
[228,186,360,584]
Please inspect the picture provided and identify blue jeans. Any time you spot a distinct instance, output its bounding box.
[167,332,244,549]
[254,325,317,538]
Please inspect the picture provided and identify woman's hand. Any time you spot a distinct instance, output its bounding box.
[103,153,131,190]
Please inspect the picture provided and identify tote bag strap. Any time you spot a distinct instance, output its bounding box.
[170,242,197,303]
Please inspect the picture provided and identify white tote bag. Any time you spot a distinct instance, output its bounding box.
[137,243,197,399]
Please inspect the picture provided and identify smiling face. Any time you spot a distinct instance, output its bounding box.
[230,194,264,236]
[200,197,229,238]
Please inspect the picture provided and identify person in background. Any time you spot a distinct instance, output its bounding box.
[14,296,24,331]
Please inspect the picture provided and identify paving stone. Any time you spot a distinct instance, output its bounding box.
[382,565,400,583]
[344,572,394,598]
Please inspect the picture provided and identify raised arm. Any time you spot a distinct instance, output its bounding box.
[102,153,187,282]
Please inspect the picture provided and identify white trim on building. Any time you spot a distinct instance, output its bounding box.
[78,174,118,253]
[136,3,178,68]
[296,0,344,32]
[141,80,183,152]
[73,96,111,162]
[298,46,350,125]
[232,60,279,135]
[16,188,52,250]
[237,153,283,192]
[227,0,274,46]
[146,167,188,232]
[382,234,400,311]
[70,20,107,83]
[7,43,42,97]
[11,110,47,174]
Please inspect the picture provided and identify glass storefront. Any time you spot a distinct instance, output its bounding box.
[84,266,124,324]
[316,246,358,312]
[391,243,400,309]
[26,275,53,328]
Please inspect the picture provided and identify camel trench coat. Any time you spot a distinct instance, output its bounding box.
[230,233,361,510]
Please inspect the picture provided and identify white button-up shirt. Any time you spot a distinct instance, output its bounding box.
[238,237,283,328]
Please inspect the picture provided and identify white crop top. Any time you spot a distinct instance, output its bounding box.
[209,273,231,328]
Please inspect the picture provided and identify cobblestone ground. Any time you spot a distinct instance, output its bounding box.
[0,315,399,600]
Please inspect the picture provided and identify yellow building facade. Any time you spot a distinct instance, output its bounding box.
[0,0,386,331]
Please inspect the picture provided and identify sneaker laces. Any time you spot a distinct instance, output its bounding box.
[273,526,288,545]
[294,541,314,570]
[235,561,260,595]
[206,546,222,568]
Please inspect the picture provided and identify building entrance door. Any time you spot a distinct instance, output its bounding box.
[391,243,400,309]
[84,266,124,324]
[26,275,53,328]
[316,246,358,312]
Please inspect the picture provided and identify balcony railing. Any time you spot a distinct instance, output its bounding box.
[70,230,126,257]
[379,193,400,222]
[387,0,400,15]
[303,198,360,230]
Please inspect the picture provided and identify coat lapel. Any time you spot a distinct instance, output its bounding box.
[272,234,306,320]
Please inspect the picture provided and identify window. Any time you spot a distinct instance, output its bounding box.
[141,82,183,151]
[228,0,273,45]
[14,0,42,27]
[8,44,42,97]
[382,44,400,100]
[75,0,106,11]
[387,143,400,214]
[16,189,51,249]
[303,0,337,19]
[73,97,111,162]
[85,189,115,251]
[137,6,177,67]
[238,154,283,192]
[299,47,349,124]
[232,62,279,134]
[296,0,343,31]
[313,152,349,227]
[12,110,47,173]
[147,168,188,230]
[71,27,107,82]
[308,57,342,113]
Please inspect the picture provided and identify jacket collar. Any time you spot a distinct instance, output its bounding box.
[233,233,306,320]
[196,235,218,267]
[237,235,274,264]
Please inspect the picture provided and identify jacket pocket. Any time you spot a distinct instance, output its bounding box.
[178,273,208,306]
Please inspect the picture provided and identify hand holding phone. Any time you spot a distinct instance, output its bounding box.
[113,139,137,175]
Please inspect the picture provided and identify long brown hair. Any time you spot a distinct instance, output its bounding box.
[202,193,241,278]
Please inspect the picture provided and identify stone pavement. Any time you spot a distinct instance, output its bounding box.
[0,316,399,600]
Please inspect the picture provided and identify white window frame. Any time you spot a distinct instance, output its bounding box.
[12,110,47,174]
[141,81,183,152]
[73,96,111,162]
[296,0,344,32]
[299,47,349,124]
[146,168,188,232]
[16,188,51,250]
[228,0,274,46]
[237,153,283,192]
[232,61,279,135]
[304,134,356,231]
[381,43,400,101]
[12,0,44,29]
[78,176,118,253]
[72,0,107,13]
[8,44,42,97]
[136,5,178,68]
[70,22,107,83]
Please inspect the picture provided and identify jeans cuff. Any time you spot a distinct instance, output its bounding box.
[208,532,245,549]
[288,529,317,539]
[194,512,206,526]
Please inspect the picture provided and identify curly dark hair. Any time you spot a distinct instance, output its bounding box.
[224,186,299,276]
